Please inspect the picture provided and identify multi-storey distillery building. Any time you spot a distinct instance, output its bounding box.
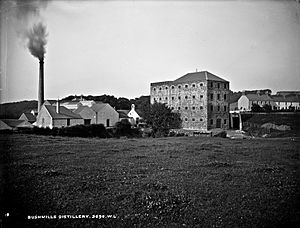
[150,71,230,131]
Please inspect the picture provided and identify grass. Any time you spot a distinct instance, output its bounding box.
[0,134,299,227]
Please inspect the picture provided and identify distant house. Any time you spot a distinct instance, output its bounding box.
[0,119,33,130]
[19,112,36,123]
[44,100,57,106]
[60,101,82,111]
[237,93,274,111]
[36,102,84,128]
[272,94,300,110]
[74,103,119,127]
[117,104,141,125]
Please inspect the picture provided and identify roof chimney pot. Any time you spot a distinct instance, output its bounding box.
[56,99,60,113]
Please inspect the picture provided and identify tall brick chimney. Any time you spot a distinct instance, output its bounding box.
[38,58,44,111]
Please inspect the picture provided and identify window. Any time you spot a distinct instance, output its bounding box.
[200,83,203,87]
[178,85,181,89]
[185,84,188,88]
[210,119,213,125]
[153,88,156,91]
[224,119,227,124]
[210,94,214,100]
[185,118,188,121]
[211,82,213,88]
[67,119,70,126]
[159,87,162,91]
[171,85,175,89]
[224,83,227,89]
[192,95,196,99]
[178,107,181,110]
[165,86,168,90]
[210,105,213,111]
[185,96,188,99]
[172,97,174,100]
[217,94,220,100]
[192,118,195,121]
[200,106,203,110]
[200,95,203,99]
[192,106,196,110]
[153,98,156,102]
[224,94,227,100]
[200,118,203,121]
[159,97,162,101]
[178,96,181,100]
[185,107,188,110]
[171,107,174,110]
[218,105,220,111]
[165,97,168,100]
[217,83,220,89]
[192,84,196,88]
[224,105,227,111]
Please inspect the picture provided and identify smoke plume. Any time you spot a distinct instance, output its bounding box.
[5,0,49,59]
[26,22,47,59]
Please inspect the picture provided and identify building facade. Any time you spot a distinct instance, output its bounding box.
[150,71,230,131]
[36,103,84,128]
[74,103,119,127]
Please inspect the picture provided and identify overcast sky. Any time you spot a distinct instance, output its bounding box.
[1,0,300,103]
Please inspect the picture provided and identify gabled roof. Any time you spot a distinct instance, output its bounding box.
[117,110,130,115]
[91,103,110,112]
[272,95,300,102]
[0,119,33,128]
[44,105,82,119]
[73,105,89,114]
[44,100,57,105]
[244,94,273,101]
[174,71,228,83]
[117,111,130,118]
[19,112,36,122]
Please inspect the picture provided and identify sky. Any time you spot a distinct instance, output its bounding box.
[1,0,300,103]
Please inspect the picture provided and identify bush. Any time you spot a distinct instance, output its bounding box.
[114,119,141,138]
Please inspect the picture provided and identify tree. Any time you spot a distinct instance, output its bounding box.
[262,104,272,112]
[147,102,182,137]
[251,103,263,112]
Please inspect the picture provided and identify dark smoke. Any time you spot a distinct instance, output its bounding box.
[26,22,47,59]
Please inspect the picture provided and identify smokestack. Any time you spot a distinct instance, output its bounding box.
[56,99,60,113]
[38,57,44,111]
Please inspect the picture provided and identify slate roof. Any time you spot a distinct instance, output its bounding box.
[44,100,57,105]
[272,95,300,102]
[19,112,36,122]
[244,94,273,101]
[174,71,228,83]
[0,119,33,128]
[73,105,89,114]
[91,103,109,112]
[44,105,82,119]
[117,110,130,118]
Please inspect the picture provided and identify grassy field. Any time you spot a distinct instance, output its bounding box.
[1,134,299,227]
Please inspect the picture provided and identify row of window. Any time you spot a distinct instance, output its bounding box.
[153,93,227,102]
[183,118,227,125]
[153,83,204,91]
[211,93,227,101]
[169,105,227,112]
[152,82,228,91]
[154,95,204,102]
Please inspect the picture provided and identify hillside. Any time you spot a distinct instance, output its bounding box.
[0,95,150,119]
[0,100,38,119]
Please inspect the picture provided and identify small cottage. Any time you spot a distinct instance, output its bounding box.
[73,103,119,127]
[36,102,84,128]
